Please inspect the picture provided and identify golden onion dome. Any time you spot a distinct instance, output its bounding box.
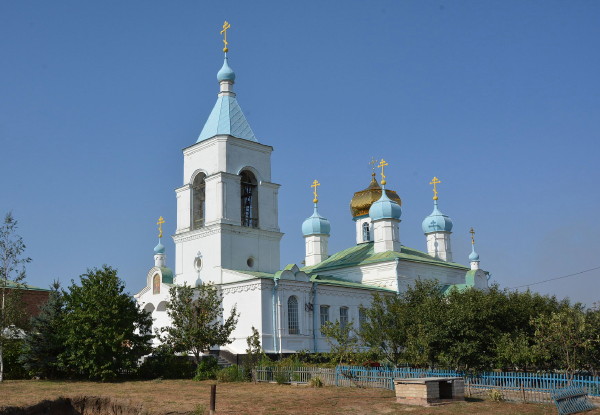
[350,173,402,218]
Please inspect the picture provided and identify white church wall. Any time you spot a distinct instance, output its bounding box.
[225,138,272,182]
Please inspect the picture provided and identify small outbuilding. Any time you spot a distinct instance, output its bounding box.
[394,377,465,406]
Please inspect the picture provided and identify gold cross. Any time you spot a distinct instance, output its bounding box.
[378,159,389,185]
[311,179,320,203]
[470,227,475,245]
[430,176,441,201]
[157,216,165,239]
[221,21,231,53]
[369,157,377,172]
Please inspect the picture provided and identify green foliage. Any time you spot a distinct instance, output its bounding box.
[58,266,153,381]
[0,212,31,382]
[532,306,592,377]
[216,364,244,382]
[2,339,27,379]
[308,376,323,387]
[160,283,238,364]
[243,326,265,380]
[274,368,290,384]
[488,389,505,402]
[194,356,219,381]
[320,320,359,364]
[20,281,66,379]
[137,346,196,379]
[359,279,597,372]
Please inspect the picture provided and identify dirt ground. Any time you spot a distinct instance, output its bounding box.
[1,380,600,415]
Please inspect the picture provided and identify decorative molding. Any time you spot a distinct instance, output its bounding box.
[221,281,269,294]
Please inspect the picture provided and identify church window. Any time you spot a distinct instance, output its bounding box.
[340,306,349,328]
[152,274,160,294]
[320,305,330,334]
[288,296,299,335]
[240,170,258,228]
[359,307,367,329]
[362,222,370,242]
[192,173,206,230]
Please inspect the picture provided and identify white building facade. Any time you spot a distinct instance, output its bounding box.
[135,52,489,359]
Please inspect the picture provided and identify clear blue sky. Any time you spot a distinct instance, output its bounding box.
[2,1,599,306]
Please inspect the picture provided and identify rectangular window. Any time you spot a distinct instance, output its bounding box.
[359,307,367,329]
[288,296,299,335]
[319,305,330,334]
[340,306,349,328]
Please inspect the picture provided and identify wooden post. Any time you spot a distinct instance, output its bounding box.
[209,384,216,415]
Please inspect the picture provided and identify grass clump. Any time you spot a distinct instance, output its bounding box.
[216,365,245,382]
[309,376,324,388]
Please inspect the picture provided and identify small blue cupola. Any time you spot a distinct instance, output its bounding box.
[421,200,453,233]
[217,56,236,82]
[469,245,480,262]
[369,186,402,221]
[302,204,331,236]
[154,242,165,255]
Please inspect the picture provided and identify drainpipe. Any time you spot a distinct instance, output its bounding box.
[312,281,318,353]
[395,258,401,295]
[272,278,279,354]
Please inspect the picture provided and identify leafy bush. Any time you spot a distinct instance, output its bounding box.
[488,389,505,402]
[194,356,219,381]
[274,369,290,384]
[309,376,324,387]
[216,365,244,382]
[138,347,195,379]
[4,339,28,379]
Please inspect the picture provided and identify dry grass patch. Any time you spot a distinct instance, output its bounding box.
[1,380,600,415]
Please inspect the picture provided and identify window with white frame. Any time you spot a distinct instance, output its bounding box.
[340,306,349,328]
[362,222,370,242]
[288,296,299,335]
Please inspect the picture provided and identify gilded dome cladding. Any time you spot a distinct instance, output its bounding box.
[350,174,402,218]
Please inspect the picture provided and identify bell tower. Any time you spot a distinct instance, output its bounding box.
[173,24,283,286]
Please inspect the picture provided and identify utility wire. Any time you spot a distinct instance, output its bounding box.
[507,265,600,289]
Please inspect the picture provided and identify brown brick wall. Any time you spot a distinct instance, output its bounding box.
[6,288,50,319]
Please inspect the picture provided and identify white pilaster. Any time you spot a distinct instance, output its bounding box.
[425,232,453,262]
[304,234,329,266]
[372,219,401,253]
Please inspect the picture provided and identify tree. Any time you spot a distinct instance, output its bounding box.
[58,266,153,381]
[321,320,359,364]
[20,281,66,378]
[160,283,238,364]
[0,212,31,382]
[244,326,265,381]
[360,292,408,366]
[532,306,592,378]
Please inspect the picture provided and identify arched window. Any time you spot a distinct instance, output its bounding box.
[288,296,299,335]
[152,274,160,294]
[240,170,258,228]
[362,222,371,242]
[192,173,206,230]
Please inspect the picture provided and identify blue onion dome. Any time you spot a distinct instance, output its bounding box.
[154,242,165,255]
[302,205,331,236]
[421,200,453,233]
[217,57,236,82]
[369,188,402,221]
[469,246,480,262]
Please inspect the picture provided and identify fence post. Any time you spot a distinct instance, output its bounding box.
[335,365,339,387]
[209,384,216,415]
[521,382,526,403]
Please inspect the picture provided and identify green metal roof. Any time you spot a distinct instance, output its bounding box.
[1,280,51,292]
[301,242,469,274]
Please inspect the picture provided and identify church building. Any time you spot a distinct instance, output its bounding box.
[135,26,489,360]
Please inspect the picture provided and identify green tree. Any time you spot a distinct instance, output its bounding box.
[532,306,592,378]
[59,266,153,381]
[160,283,238,364]
[321,320,359,364]
[244,326,265,381]
[360,292,407,366]
[20,281,66,378]
[0,212,31,382]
